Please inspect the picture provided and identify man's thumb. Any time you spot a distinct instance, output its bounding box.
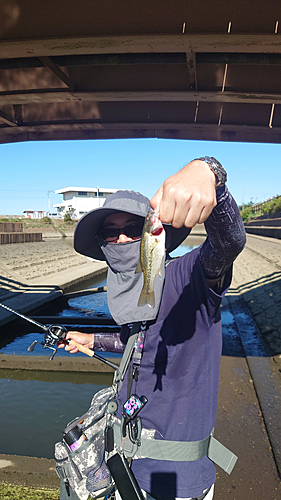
[150,185,163,210]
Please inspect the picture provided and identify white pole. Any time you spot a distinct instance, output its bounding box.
[47,190,51,215]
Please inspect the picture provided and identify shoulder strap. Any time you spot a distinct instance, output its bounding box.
[113,322,142,389]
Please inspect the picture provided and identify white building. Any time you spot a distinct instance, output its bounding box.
[54,187,119,219]
[23,210,48,219]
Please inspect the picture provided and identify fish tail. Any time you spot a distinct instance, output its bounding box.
[137,286,155,308]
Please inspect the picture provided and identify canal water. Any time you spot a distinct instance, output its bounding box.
[0,237,207,459]
[0,370,113,458]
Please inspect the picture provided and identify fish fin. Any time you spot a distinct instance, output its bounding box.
[137,287,155,308]
[135,259,143,274]
[157,255,164,278]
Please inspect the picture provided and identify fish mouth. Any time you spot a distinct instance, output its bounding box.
[151,227,164,236]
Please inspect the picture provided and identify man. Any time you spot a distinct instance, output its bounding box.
[61,158,246,500]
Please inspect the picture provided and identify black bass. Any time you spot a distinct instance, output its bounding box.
[136,208,165,308]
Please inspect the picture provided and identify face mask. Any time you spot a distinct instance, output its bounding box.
[99,238,141,273]
[99,238,165,325]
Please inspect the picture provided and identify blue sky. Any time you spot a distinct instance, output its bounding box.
[0,138,280,215]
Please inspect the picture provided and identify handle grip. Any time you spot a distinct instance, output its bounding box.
[68,339,95,357]
[67,339,119,370]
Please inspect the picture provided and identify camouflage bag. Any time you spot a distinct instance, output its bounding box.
[55,328,142,500]
[55,386,115,500]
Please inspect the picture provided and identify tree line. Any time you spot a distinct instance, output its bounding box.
[240,195,281,222]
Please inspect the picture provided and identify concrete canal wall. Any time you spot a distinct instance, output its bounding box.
[245,216,281,240]
[0,236,107,327]
[0,221,43,245]
[245,226,281,239]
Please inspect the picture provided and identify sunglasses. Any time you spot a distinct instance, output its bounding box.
[98,221,144,242]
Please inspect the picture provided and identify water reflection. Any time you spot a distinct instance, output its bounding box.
[64,289,109,318]
[0,375,111,458]
[0,368,113,385]
[169,235,204,258]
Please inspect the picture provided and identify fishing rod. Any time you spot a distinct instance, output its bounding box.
[0,302,119,369]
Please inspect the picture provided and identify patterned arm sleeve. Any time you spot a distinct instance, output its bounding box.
[199,185,246,279]
[93,331,125,353]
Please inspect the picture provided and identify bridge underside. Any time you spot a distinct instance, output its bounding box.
[1,0,281,144]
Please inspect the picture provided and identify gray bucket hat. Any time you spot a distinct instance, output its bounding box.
[74,190,191,261]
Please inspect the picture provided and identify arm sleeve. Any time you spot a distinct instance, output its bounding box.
[199,184,246,279]
[93,331,125,353]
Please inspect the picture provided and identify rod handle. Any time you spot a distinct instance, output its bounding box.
[68,339,95,358]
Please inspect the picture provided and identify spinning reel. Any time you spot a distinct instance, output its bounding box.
[27,324,68,360]
[0,301,119,369]
[0,301,68,360]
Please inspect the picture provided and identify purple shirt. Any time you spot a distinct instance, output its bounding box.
[118,248,231,498]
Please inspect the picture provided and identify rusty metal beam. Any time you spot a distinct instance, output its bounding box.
[0,53,186,70]
[13,105,23,125]
[0,109,17,127]
[3,53,281,71]
[38,56,76,91]
[0,122,281,145]
[1,34,281,59]
[185,52,197,90]
[0,90,281,106]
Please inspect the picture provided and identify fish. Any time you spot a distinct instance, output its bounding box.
[135,208,166,308]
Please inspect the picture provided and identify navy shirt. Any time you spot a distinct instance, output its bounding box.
[118,247,232,498]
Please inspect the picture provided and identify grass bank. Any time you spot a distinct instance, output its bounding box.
[0,483,59,500]
[0,216,77,234]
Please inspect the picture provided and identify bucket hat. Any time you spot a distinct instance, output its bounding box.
[74,190,191,261]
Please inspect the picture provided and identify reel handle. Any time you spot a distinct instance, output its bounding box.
[27,340,39,352]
